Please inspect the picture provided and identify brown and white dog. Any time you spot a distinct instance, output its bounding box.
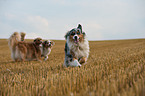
[8,32,42,62]
[40,40,55,61]
[64,24,89,67]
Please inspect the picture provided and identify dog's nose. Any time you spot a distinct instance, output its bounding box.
[74,36,78,40]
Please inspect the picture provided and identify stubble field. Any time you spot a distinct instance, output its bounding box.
[0,39,144,96]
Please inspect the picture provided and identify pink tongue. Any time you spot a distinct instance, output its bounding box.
[39,44,42,47]
[75,40,78,43]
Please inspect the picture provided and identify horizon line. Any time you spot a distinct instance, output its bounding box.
[0,37,144,41]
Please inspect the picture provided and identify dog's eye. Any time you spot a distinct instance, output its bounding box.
[71,32,75,35]
[77,30,80,35]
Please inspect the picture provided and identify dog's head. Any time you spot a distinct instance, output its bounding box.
[65,24,86,44]
[33,38,42,46]
[42,40,55,48]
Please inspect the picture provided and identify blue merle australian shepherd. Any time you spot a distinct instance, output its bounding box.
[64,24,89,67]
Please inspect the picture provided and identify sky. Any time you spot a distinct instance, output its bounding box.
[0,0,145,40]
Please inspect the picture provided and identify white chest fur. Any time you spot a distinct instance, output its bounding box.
[67,37,89,59]
[41,47,51,56]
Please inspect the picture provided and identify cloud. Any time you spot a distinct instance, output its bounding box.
[23,15,50,33]
[1,13,54,39]
[26,16,49,27]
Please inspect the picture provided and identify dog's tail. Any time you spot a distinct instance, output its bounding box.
[20,32,26,41]
[8,32,20,50]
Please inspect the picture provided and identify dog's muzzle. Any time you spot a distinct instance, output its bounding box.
[48,43,51,47]
[73,35,79,43]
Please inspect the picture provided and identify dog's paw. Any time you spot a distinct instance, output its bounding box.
[44,58,48,61]
[69,59,81,67]
[44,56,48,61]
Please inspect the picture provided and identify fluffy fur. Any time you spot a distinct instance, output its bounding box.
[8,32,42,62]
[64,24,89,67]
[20,32,26,41]
[40,40,55,61]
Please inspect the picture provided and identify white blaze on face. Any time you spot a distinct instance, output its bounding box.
[73,34,79,43]
[46,40,51,47]
[49,41,52,46]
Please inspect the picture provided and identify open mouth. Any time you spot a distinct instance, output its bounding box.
[74,38,79,46]
[74,39,79,44]
[73,35,79,44]
[48,44,51,47]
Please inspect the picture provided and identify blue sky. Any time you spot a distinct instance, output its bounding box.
[0,0,145,40]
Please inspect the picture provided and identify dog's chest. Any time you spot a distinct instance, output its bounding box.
[41,47,51,56]
[73,47,85,58]
[69,42,89,58]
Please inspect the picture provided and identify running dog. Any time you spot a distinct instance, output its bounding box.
[64,24,89,67]
[8,32,42,62]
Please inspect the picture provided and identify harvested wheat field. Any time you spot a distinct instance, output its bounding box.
[0,39,145,96]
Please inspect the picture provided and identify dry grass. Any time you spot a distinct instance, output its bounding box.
[0,39,145,96]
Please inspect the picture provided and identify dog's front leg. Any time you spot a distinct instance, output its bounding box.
[79,57,86,65]
[67,52,82,67]
[64,52,73,67]
[64,43,74,67]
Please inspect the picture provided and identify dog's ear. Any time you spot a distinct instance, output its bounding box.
[64,31,69,40]
[37,38,42,41]
[34,38,42,43]
[82,32,86,38]
[64,34,67,39]
[77,24,82,33]
[34,39,36,42]
[51,41,55,46]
